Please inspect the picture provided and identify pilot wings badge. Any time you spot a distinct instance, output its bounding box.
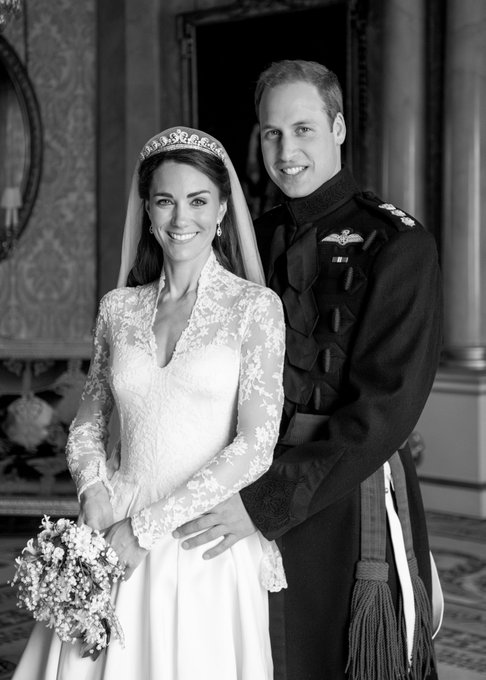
[320,229,364,247]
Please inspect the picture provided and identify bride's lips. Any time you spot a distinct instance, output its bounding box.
[168,232,198,242]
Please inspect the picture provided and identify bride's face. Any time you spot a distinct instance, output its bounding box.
[145,160,227,266]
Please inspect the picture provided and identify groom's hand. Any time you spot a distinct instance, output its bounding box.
[172,493,257,559]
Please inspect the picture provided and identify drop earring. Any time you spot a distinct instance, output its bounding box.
[216,222,222,238]
[149,225,154,234]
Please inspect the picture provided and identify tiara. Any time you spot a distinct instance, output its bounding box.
[139,129,226,163]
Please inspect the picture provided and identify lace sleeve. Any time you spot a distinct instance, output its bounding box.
[66,296,115,499]
[131,289,285,549]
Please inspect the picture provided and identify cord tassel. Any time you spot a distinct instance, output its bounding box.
[346,561,405,680]
[346,457,438,679]
[409,558,436,679]
[396,594,409,672]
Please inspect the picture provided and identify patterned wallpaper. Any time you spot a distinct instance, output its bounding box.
[0,0,96,352]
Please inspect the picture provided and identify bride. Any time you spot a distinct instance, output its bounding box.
[12,126,286,680]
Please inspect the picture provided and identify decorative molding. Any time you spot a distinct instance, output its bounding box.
[0,495,78,516]
[420,476,486,491]
[348,0,370,182]
[0,339,92,359]
[431,365,486,395]
[180,0,329,27]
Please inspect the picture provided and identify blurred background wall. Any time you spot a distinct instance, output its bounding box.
[0,0,485,519]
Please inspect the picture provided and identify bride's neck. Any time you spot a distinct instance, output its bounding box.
[162,252,210,301]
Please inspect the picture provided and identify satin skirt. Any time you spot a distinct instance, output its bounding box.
[12,532,273,680]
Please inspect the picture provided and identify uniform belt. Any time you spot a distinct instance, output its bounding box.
[279,412,329,446]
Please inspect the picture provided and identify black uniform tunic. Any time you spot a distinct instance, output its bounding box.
[240,167,443,680]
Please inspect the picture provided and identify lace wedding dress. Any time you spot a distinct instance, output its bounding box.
[13,251,286,680]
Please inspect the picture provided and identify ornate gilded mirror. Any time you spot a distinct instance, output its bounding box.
[0,34,42,260]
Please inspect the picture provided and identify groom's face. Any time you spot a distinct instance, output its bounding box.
[258,81,346,199]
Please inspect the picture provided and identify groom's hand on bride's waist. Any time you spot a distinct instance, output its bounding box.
[172,493,257,560]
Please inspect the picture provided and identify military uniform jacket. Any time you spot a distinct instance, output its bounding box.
[240,167,443,680]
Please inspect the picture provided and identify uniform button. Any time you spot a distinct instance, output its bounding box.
[322,348,331,373]
[344,266,354,291]
[362,229,378,252]
[331,307,341,333]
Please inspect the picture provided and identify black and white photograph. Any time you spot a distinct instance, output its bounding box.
[0,1,485,679]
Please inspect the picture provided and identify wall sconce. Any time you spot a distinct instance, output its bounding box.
[0,0,22,32]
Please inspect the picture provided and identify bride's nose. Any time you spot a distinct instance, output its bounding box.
[171,202,190,228]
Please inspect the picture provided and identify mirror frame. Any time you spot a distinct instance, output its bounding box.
[0,35,43,259]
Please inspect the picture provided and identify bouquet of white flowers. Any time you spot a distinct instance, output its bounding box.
[10,515,125,660]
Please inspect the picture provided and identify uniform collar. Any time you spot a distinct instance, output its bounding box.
[286,166,359,227]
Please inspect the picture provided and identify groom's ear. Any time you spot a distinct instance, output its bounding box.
[332,113,346,145]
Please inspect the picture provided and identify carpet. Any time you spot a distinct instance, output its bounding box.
[0,512,484,679]
[426,512,486,680]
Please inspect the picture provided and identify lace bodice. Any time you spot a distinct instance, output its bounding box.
[66,251,285,551]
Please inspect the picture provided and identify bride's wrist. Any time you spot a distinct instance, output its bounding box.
[80,482,109,503]
[131,512,157,551]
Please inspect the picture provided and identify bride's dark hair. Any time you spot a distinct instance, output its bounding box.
[126,149,244,287]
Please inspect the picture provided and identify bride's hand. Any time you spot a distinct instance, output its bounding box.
[78,483,114,532]
[103,518,148,581]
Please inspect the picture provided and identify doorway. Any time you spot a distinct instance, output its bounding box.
[178,1,367,217]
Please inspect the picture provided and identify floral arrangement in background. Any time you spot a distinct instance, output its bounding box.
[0,393,72,492]
[0,360,88,493]
[10,516,126,660]
[0,0,22,31]
[3,394,56,452]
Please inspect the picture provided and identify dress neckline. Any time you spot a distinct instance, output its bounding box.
[150,250,219,370]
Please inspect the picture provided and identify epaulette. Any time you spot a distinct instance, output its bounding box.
[355,191,422,232]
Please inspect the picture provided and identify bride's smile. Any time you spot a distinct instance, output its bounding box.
[167,231,198,242]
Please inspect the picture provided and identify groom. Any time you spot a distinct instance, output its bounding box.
[174,60,442,679]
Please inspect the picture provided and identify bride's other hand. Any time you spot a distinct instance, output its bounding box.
[78,482,114,532]
[104,518,148,580]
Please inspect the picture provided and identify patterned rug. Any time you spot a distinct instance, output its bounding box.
[426,512,486,680]
[0,537,37,680]
[0,512,485,679]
